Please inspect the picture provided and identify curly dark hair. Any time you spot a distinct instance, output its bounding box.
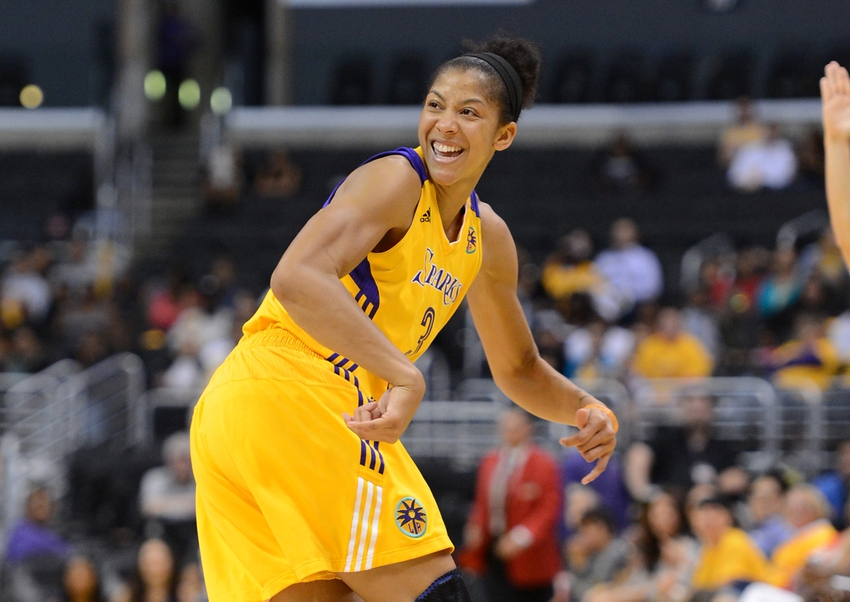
[432,32,542,125]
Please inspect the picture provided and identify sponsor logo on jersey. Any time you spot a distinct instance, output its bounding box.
[420,208,431,223]
[466,226,477,254]
[411,248,463,305]
[395,497,427,538]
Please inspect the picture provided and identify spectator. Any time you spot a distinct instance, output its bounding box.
[756,246,804,335]
[727,123,798,192]
[681,286,722,364]
[624,393,744,502]
[1,246,53,326]
[562,317,635,381]
[112,538,180,602]
[718,97,769,168]
[590,133,655,195]
[566,508,631,602]
[770,484,839,590]
[4,486,71,601]
[630,306,714,380]
[795,128,826,190]
[203,142,242,212]
[562,448,631,534]
[254,150,303,198]
[541,229,605,315]
[138,432,197,567]
[584,489,698,602]
[5,486,71,564]
[594,218,664,318]
[767,313,840,391]
[811,440,850,527]
[5,325,49,373]
[746,472,793,558]
[61,555,107,602]
[459,408,562,602]
[689,496,772,596]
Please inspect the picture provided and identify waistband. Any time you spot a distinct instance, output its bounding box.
[239,327,324,360]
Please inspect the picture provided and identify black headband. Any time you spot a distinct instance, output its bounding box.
[463,52,523,123]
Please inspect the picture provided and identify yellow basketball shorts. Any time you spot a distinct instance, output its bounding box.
[189,329,453,601]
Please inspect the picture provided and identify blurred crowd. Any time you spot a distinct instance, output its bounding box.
[0,99,846,601]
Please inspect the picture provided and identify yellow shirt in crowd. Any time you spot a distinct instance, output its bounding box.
[691,528,772,590]
[769,519,838,588]
[631,333,714,379]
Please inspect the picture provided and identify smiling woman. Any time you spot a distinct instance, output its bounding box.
[189,33,618,602]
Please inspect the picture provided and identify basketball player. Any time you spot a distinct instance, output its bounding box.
[822,61,850,266]
[190,35,618,602]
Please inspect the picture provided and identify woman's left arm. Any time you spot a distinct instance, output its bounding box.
[466,203,617,483]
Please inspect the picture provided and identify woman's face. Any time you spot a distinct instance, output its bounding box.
[417,67,515,189]
[64,557,98,596]
[138,539,174,586]
[648,493,681,539]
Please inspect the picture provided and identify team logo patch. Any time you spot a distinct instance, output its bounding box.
[395,497,427,538]
[466,226,477,254]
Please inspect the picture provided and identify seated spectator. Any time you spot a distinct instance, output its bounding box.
[566,508,631,602]
[795,128,826,190]
[1,245,53,327]
[594,219,664,319]
[562,483,603,542]
[61,555,107,602]
[727,123,798,192]
[689,496,772,597]
[542,230,603,305]
[5,325,49,373]
[138,432,197,567]
[770,484,839,589]
[746,471,794,558]
[254,150,303,198]
[562,448,631,534]
[624,394,744,502]
[630,306,714,380]
[203,141,242,212]
[459,408,562,602]
[562,317,635,381]
[584,489,699,602]
[767,312,840,391]
[112,538,180,602]
[718,97,769,168]
[5,486,71,564]
[4,486,71,601]
[590,133,655,195]
[681,286,722,364]
[756,246,804,340]
[811,440,850,529]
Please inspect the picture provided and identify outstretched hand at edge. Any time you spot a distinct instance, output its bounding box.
[822,61,850,142]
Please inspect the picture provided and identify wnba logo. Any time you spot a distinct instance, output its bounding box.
[395,497,427,538]
[466,226,477,254]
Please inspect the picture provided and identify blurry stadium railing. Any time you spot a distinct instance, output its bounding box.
[0,353,145,536]
[224,99,820,149]
[400,376,850,479]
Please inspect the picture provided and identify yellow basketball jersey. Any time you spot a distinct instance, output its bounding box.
[243,147,483,399]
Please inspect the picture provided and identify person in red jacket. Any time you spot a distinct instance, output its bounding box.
[459,408,563,602]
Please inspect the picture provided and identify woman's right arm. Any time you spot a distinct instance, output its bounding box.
[270,155,425,443]
[822,61,850,264]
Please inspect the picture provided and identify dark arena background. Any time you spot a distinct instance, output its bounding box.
[2,0,850,600]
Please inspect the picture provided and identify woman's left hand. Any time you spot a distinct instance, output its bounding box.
[559,407,617,485]
[343,380,424,444]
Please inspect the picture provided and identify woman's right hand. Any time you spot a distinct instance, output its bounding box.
[822,61,850,142]
[343,370,425,443]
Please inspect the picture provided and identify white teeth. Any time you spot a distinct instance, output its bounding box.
[433,142,462,154]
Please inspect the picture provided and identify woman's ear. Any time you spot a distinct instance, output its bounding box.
[494,122,518,151]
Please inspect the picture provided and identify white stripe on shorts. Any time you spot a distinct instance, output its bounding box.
[344,477,365,572]
[345,477,383,572]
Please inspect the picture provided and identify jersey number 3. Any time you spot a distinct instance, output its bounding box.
[406,307,436,357]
